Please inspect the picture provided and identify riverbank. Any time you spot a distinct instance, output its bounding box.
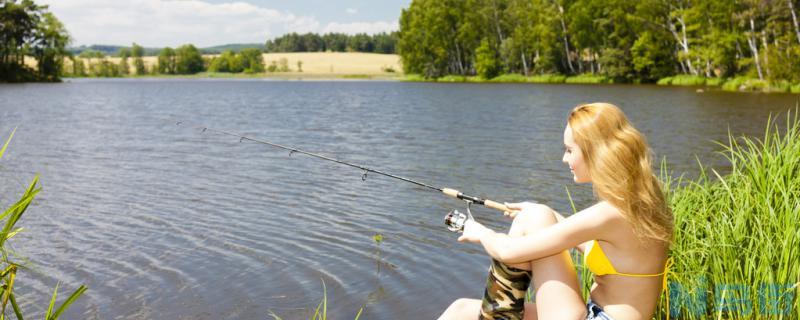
[63,72,403,81]
[402,73,800,94]
[53,52,403,80]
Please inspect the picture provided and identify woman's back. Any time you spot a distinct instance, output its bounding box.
[587,202,670,320]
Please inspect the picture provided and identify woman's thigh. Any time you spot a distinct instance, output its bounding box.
[437,298,481,320]
[509,205,588,320]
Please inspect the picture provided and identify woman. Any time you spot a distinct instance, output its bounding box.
[438,103,674,320]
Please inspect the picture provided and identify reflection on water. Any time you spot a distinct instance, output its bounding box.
[0,79,796,319]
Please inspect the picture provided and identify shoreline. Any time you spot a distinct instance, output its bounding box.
[55,72,800,95]
[398,74,800,94]
[63,72,404,81]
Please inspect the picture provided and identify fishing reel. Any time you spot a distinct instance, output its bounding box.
[444,201,475,233]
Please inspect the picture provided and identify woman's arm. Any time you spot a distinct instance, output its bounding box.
[460,202,618,264]
[505,202,587,253]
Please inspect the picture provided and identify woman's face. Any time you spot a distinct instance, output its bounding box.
[563,125,591,183]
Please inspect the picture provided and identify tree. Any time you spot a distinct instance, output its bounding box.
[239,48,264,73]
[174,44,203,74]
[117,47,130,75]
[131,42,146,75]
[476,37,500,78]
[31,12,70,81]
[157,47,176,74]
[1,1,70,82]
[631,31,675,81]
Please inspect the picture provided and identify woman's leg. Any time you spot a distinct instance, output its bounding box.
[439,204,587,320]
[437,298,481,320]
[508,204,588,320]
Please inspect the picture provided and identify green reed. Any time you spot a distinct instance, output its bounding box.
[269,279,363,320]
[650,108,800,319]
[0,129,87,320]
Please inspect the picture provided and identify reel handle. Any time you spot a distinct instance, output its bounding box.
[442,188,518,214]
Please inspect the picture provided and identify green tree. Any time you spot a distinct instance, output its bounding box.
[476,37,500,79]
[174,44,203,74]
[31,12,70,81]
[1,1,70,82]
[157,47,176,74]
[70,56,86,76]
[631,31,675,81]
[117,47,130,75]
[239,48,264,73]
[131,42,146,75]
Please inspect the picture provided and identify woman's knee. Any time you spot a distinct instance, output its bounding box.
[509,204,558,236]
[438,298,481,320]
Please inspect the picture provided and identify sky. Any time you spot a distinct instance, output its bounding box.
[38,0,412,48]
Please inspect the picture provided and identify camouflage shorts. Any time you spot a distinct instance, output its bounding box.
[479,259,532,320]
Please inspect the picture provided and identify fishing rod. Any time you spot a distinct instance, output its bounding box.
[175,121,516,231]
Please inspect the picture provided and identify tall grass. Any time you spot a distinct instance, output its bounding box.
[652,108,800,319]
[564,74,612,84]
[0,129,87,319]
[268,280,363,320]
[657,75,708,86]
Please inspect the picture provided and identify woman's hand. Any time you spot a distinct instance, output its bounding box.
[503,201,539,218]
[457,219,492,243]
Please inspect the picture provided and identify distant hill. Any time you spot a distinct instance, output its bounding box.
[68,43,266,57]
[200,43,265,54]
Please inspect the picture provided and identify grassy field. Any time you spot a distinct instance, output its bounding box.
[45,52,402,79]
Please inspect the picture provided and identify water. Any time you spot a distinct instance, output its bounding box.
[0,79,797,319]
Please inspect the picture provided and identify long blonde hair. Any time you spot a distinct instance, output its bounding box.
[568,103,673,245]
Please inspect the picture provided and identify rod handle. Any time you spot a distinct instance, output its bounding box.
[484,199,510,212]
[442,188,517,213]
[442,188,460,198]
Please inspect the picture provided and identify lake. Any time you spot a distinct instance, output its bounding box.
[0,79,797,319]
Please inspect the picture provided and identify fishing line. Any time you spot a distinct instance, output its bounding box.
[175,120,515,230]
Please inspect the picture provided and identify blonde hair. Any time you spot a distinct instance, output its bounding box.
[568,103,673,244]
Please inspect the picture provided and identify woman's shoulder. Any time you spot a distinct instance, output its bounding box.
[589,201,625,222]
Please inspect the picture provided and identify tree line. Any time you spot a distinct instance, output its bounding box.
[265,32,397,54]
[62,44,304,77]
[398,0,800,84]
[1,0,70,82]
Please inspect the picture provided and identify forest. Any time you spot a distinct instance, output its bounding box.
[0,0,70,82]
[398,0,800,87]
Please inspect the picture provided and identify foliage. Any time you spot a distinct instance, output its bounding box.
[131,43,145,75]
[0,0,71,82]
[665,75,708,86]
[564,74,611,84]
[174,44,203,74]
[207,50,241,73]
[488,74,527,82]
[238,48,264,73]
[0,129,87,319]
[476,38,501,79]
[527,74,566,83]
[655,109,800,319]
[268,280,363,320]
[157,47,176,74]
[398,0,800,85]
[265,32,397,54]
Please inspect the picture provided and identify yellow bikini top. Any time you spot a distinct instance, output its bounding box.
[584,239,669,277]
[584,239,674,319]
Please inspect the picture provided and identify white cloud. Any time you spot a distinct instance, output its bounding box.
[321,21,398,35]
[38,0,322,47]
[345,8,358,15]
[38,0,400,47]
